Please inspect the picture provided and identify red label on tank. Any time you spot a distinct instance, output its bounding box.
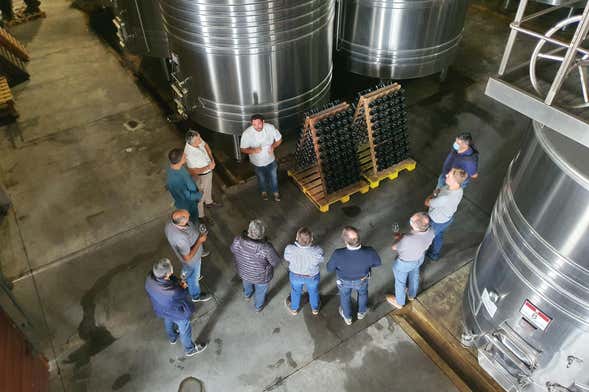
[520,300,552,331]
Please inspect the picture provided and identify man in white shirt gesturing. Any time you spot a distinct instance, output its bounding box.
[184,130,222,224]
[240,114,283,201]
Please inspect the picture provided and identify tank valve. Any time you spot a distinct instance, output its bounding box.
[566,355,583,368]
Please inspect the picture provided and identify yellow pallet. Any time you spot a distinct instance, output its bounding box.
[362,159,417,189]
[288,167,370,213]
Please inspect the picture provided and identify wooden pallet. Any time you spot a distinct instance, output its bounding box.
[0,76,18,119]
[362,158,416,188]
[0,27,30,61]
[288,165,369,213]
[0,44,29,85]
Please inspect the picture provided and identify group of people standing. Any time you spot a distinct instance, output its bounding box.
[144,113,479,357]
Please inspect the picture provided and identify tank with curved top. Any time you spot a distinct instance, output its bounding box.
[111,0,169,58]
[463,121,589,392]
[160,0,335,135]
[338,0,469,79]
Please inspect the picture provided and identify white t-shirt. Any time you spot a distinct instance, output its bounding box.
[240,123,282,167]
[184,142,211,172]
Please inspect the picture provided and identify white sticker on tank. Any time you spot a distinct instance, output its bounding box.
[481,288,497,318]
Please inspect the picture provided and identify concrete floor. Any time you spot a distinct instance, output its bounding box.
[0,0,536,391]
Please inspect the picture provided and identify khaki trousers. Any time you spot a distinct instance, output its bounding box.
[194,171,213,218]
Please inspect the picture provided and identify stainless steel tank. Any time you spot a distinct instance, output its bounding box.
[112,0,169,58]
[338,0,469,79]
[463,121,589,392]
[159,0,335,135]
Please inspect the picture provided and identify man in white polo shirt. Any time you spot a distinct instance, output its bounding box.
[240,114,283,201]
[184,130,222,224]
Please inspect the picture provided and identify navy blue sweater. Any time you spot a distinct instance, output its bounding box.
[326,246,382,280]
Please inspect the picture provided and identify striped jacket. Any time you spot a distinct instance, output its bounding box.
[230,234,281,284]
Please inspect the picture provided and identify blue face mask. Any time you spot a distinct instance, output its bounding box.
[453,142,460,151]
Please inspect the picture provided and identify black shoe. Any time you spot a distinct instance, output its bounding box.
[192,293,212,302]
[186,343,207,357]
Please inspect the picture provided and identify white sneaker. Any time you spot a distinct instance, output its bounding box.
[339,307,352,326]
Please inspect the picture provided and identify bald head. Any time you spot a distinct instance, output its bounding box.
[409,212,430,232]
[171,209,190,226]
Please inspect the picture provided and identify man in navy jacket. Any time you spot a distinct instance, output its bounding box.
[435,132,479,190]
[327,227,382,325]
[145,258,207,356]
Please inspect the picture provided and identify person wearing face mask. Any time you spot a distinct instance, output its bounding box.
[240,114,283,201]
[145,258,208,357]
[435,132,479,192]
[165,209,212,303]
[386,212,435,309]
[425,168,467,261]
[326,227,382,326]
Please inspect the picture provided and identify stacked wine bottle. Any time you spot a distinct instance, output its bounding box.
[314,106,360,194]
[367,88,410,172]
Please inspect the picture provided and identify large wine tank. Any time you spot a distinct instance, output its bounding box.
[159,0,335,135]
[338,0,469,79]
[111,0,169,58]
[463,122,589,392]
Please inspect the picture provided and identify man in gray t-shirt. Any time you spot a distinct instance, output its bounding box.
[425,168,467,260]
[386,212,435,309]
[165,209,212,302]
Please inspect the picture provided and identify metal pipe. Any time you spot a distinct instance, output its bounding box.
[133,0,151,53]
[233,135,242,162]
[545,4,589,104]
[510,25,589,56]
[498,0,529,76]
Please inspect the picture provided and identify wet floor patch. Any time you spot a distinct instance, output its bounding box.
[342,205,362,218]
[111,373,131,390]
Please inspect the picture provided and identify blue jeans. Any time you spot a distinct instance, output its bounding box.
[182,261,201,300]
[164,318,195,353]
[289,272,320,311]
[243,281,269,310]
[428,218,454,259]
[254,160,279,194]
[392,256,425,306]
[437,173,470,189]
[336,278,369,319]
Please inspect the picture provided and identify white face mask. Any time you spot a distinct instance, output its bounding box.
[453,142,460,151]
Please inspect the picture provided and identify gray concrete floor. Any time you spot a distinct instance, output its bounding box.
[0,0,537,391]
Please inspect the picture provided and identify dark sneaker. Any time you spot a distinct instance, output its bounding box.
[357,311,367,320]
[169,337,178,345]
[284,297,298,316]
[244,294,252,302]
[339,307,352,326]
[425,252,439,261]
[202,249,210,258]
[312,309,319,316]
[192,293,212,302]
[186,343,207,357]
[255,304,265,312]
[273,193,281,202]
[261,192,269,201]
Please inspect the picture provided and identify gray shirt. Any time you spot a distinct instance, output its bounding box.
[396,229,435,261]
[284,242,324,276]
[164,220,203,266]
[428,186,463,224]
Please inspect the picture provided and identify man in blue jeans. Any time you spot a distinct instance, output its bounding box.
[145,258,207,357]
[240,114,283,201]
[165,210,212,302]
[327,226,382,326]
[230,219,281,312]
[426,168,467,260]
[284,227,324,316]
[386,212,435,309]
